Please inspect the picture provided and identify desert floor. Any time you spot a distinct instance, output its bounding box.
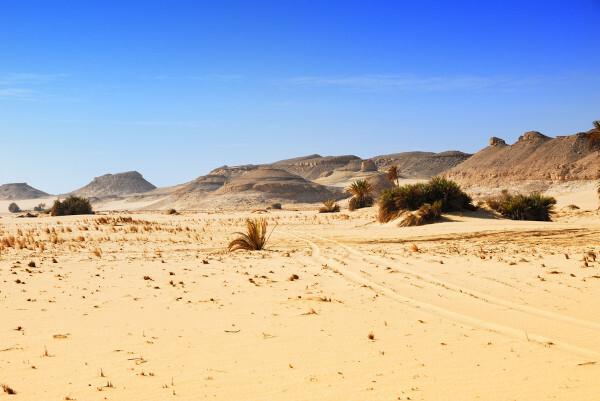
[1,204,599,400]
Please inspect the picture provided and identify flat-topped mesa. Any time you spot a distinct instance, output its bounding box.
[0,183,50,200]
[489,136,507,147]
[71,171,156,198]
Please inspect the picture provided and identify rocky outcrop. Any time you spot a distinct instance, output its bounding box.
[360,159,377,172]
[489,137,507,146]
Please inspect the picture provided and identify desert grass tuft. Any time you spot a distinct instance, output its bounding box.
[228,218,271,251]
[2,384,16,395]
[319,199,340,213]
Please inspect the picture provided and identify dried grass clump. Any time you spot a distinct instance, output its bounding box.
[50,196,93,216]
[347,180,374,211]
[399,201,443,227]
[228,218,271,251]
[2,384,16,394]
[378,177,473,223]
[319,199,340,213]
[486,190,556,221]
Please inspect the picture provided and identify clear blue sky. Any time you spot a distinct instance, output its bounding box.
[1,0,599,194]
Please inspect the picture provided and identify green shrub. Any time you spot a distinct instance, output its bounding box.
[50,196,94,216]
[486,192,556,221]
[377,177,473,223]
[8,202,21,213]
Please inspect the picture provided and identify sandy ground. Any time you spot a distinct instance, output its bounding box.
[0,193,599,400]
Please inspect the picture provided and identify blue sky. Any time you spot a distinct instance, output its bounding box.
[1,0,599,194]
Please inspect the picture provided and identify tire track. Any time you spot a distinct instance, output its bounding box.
[287,231,600,360]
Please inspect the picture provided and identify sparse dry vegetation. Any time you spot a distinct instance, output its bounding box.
[228,218,271,251]
[319,199,340,213]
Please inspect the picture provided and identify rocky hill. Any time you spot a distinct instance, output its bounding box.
[0,183,50,200]
[162,166,344,209]
[71,171,156,198]
[445,129,600,188]
[371,151,472,178]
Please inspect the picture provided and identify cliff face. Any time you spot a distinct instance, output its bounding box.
[444,129,600,186]
[272,155,362,180]
[71,171,156,198]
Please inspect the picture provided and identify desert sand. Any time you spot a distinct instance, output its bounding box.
[1,187,599,401]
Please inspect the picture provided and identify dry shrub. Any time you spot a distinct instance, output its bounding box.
[399,201,443,227]
[228,218,271,251]
[8,203,21,213]
[319,199,340,213]
[51,196,93,216]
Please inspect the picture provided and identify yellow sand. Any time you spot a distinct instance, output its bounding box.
[0,197,599,400]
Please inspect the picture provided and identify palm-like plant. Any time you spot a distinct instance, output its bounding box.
[347,179,374,211]
[593,120,600,130]
[228,218,270,251]
[387,165,400,186]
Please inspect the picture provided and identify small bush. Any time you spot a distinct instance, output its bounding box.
[228,218,270,251]
[166,208,178,215]
[486,191,556,221]
[8,202,21,213]
[347,179,374,211]
[319,199,340,213]
[269,202,282,210]
[50,196,94,216]
[399,200,443,227]
[377,177,473,223]
[33,203,46,212]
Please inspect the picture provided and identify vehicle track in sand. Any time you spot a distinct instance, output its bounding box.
[286,230,600,360]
